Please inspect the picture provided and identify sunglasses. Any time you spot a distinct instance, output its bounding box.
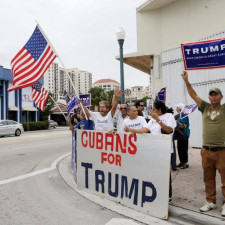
[140,105,145,107]
[120,108,127,110]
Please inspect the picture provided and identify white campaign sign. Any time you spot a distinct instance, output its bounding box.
[76,130,171,219]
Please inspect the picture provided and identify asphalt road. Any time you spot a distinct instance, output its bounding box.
[0,129,140,225]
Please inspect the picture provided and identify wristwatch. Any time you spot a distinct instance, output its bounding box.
[157,120,162,124]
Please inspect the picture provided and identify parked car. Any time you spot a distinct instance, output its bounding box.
[0,120,24,137]
[49,120,58,128]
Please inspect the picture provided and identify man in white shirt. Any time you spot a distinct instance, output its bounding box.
[122,106,148,132]
[81,88,122,131]
[114,103,129,132]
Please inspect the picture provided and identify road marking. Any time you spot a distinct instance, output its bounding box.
[11,143,49,150]
[105,218,140,225]
[0,152,71,186]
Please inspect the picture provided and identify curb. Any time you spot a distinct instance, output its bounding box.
[57,155,225,225]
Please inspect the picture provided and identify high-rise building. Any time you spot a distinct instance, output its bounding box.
[44,63,92,100]
[44,62,59,99]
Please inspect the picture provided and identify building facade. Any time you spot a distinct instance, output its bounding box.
[92,79,120,91]
[0,66,39,122]
[130,86,145,100]
[122,0,225,147]
[44,63,92,99]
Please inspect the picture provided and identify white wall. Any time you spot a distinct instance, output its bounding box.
[137,0,225,53]
[161,30,225,148]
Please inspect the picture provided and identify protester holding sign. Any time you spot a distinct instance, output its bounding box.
[182,71,225,216]
[174,103,190,170]
[122,106,148,132]
[125,101,176,135]
[114,103,129,132]
[125,101,176,203]
[80,88,122,131]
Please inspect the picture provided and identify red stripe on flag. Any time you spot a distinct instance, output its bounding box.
[8,55,56,92]
[13,46,51,83]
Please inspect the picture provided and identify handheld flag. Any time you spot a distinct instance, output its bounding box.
[67,95,79,114]
[180,104,198,119]
[8,25,57,92]
[31,82,49,112]
[155,87,166,103]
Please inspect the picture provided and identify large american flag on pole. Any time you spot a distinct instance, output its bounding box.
[8,25,57,92]
[32,82,49,112]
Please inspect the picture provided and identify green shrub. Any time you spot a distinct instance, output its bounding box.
[22,121,49,131]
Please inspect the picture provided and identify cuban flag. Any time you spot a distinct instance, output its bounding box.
[8,25,57,92]
[155,87,166,103]
[180,104,198,119]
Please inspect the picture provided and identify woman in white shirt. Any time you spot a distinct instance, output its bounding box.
[125,101,176,135]
[124,101,176,204]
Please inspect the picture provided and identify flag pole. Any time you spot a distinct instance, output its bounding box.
[49,95,67,121]
[36,21,88,120]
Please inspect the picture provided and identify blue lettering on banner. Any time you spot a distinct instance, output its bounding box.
[81,162,93,188]
[81,162,157,207]
[181,38,225,70]
[108,173,119,197]
[95,170,105,193]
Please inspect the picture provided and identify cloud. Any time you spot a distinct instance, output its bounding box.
[0,0,149,88]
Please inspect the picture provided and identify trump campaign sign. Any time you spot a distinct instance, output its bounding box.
[181,38,225,70]
[76,130,171,219]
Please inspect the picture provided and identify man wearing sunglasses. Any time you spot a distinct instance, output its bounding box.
[115,103,129,132]
[136,100,147,119]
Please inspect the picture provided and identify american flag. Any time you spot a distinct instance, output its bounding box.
[8,25,57,92]
[32,82,49,112]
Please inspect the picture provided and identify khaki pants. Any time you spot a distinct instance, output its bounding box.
[201,148,225,203]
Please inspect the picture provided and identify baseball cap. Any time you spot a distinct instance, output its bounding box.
[209,87,222,95]
[176,103,185,110]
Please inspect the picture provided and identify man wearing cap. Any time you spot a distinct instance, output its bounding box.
[182,71,225,216]
[174,103,190,169]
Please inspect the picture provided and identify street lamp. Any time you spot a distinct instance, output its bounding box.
[116,27,126,103]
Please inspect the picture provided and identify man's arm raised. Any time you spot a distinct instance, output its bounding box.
[111,88,122,118]
[182,71,202,108]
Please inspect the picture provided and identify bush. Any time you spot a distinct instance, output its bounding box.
[22,121,49,131]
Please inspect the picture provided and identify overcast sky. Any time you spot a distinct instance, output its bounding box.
[0,0,149,88]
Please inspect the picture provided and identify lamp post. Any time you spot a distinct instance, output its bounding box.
[116,27,126,103]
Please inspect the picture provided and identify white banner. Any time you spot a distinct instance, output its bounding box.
[77,130,171,219]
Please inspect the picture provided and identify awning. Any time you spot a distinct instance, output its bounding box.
[116,53,152,75]
[8,106,19,111]
[22,106,37,111]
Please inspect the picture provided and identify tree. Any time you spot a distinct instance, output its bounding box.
[105,90,114,107]
[40,93,55,121]
[88,87,107,109]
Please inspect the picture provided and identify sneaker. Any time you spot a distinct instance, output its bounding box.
[169,198,172,204]
[222,204,225,217]
[200,202,217,212]
[181,163,189,169]
[176,163,183,167]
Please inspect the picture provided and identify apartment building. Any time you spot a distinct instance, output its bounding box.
[44,63,92,100]
[92,79,120,91]
[131,86,145,100]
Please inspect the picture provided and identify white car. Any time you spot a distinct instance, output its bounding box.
[0,120,24,137]
[49,120,58,128]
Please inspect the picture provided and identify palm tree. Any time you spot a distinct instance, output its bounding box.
[89,87,107,109]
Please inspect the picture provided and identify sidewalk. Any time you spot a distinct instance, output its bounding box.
[58,148,225,225]
[171,148,225,219]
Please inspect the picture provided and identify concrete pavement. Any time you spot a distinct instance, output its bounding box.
[58,147,225,225]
